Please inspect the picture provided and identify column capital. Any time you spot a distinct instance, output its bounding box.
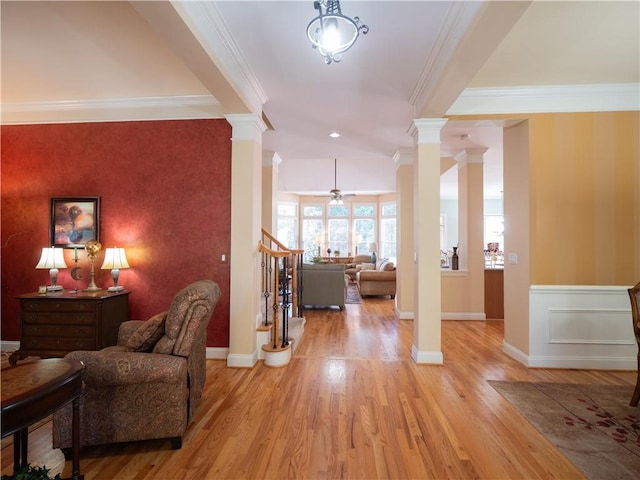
[393,148,414,167]
[410,118,448,145]
[225,113,266,142]
[454,147,489,167]
[262,151,283,169]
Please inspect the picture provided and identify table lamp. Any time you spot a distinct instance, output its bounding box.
[35,246,68,291]
[369,242,378,263]
[101,247,129,292]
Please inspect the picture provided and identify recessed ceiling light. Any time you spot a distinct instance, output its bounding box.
[329,132,340,138]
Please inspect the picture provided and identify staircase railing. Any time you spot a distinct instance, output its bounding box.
[258,229,304,352]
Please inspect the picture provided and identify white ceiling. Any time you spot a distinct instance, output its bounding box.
[2,1,638,200]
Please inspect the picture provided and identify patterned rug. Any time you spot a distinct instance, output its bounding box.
[345,283,361,304]
[489,381,640,480]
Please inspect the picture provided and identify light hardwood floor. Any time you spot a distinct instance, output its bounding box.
[2,297,636,479]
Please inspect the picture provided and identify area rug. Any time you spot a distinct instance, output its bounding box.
[489,381,640,480]
[345,283,361,304]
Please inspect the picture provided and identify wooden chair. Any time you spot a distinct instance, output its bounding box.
[629,281,640,407]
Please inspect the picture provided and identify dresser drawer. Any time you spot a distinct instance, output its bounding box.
[21,300,96,313]
[21,336,96,351]
[22,312,95,325]
[23,324,96,338]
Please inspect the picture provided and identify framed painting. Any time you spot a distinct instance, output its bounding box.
[50,197,100,248]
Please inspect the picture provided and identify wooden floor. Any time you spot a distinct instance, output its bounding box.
[2,298,636,479]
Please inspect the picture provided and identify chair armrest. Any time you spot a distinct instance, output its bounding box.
[117,320,145,346]
[357,270,396,281]
[65,350,187,387]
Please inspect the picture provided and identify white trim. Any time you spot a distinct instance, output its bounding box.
[226,351,258,368]
[447,83,640,115]
[411,345,444,365]
[528,284,635,370]
[206,347,229,360]
[441,312,486,320]
[225,113,267,141]
[1,341,20,353]
[395,307,414,320]
[502,341,528,366]
[1,95,224,125]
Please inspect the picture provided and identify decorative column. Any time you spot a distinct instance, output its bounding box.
[225,113,266,368]
[411,118,447,364]
[455,147,488,316]
[393,149,415,319]
[261,151,282,233]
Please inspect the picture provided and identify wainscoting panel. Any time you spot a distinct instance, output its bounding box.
[529,285,636,370]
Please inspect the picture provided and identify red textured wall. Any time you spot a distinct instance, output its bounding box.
[1,119,232,347]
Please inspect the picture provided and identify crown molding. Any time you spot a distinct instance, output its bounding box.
[174,1,267,113]
[447,83,640,115]
[1,95,223,125]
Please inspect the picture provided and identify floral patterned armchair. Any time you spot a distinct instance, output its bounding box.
[53,280,220,451]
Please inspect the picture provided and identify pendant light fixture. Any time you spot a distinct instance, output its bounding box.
[306,0,369,64]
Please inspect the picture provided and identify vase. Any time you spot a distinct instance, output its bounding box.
[451,247,459,270]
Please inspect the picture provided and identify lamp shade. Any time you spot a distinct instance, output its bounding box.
[369,242,378,252]
[101,248,130,270]
[36,247,68,270]
[101,247,129,292]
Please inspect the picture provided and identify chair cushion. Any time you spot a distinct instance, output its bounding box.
[360,262,376,271]
[124,311,167,352]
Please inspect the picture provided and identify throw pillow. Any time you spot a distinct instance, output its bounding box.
[383,261,395,271]
[124,311,167,352]
[360,262,375,271]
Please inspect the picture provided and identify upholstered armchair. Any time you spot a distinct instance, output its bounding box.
[53,280,221,451]
[356,259,397,298]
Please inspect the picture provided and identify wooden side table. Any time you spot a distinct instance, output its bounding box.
[10,290,129,365]
[1,358,84,480]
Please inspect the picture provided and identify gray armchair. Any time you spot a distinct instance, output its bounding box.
[53,280,220,451]
[301,263,347,310]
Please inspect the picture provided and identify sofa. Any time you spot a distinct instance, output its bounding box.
[301,263,347,310]
[345,254,373,282]
[53,280,220,451]
[356,259,397,299]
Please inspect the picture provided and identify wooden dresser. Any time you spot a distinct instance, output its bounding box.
[9,290,129,364]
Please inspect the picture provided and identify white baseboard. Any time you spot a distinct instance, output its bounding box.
[206,347,229,360]
[1,340,20,353]
[411,345,444,365]
[226,351,258,368]
[395,307,414,320]
[502,340,529,366]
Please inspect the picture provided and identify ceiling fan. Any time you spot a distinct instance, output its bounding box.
[328,158,355,205]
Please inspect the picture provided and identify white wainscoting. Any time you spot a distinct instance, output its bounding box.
[528,285,635,370]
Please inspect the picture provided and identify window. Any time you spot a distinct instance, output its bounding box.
[380,202,396,263]
[353,204,375,255]
[276,203,298,249]
[440,214,446,252]
[327,204,349,254]
[484,215,504,252]
[301,204,324,262]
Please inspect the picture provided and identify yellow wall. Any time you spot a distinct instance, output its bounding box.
[528,112,639,285]
[449,111,640,286]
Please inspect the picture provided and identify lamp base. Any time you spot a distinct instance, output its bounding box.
[107,285,124,292]
[84,284,101,292]
[47,285,63,292]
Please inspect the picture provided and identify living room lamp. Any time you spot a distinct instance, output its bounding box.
[369,242,378,263]
[101,247,129,292]
[306,0,369,64]
[36,246,68,291]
